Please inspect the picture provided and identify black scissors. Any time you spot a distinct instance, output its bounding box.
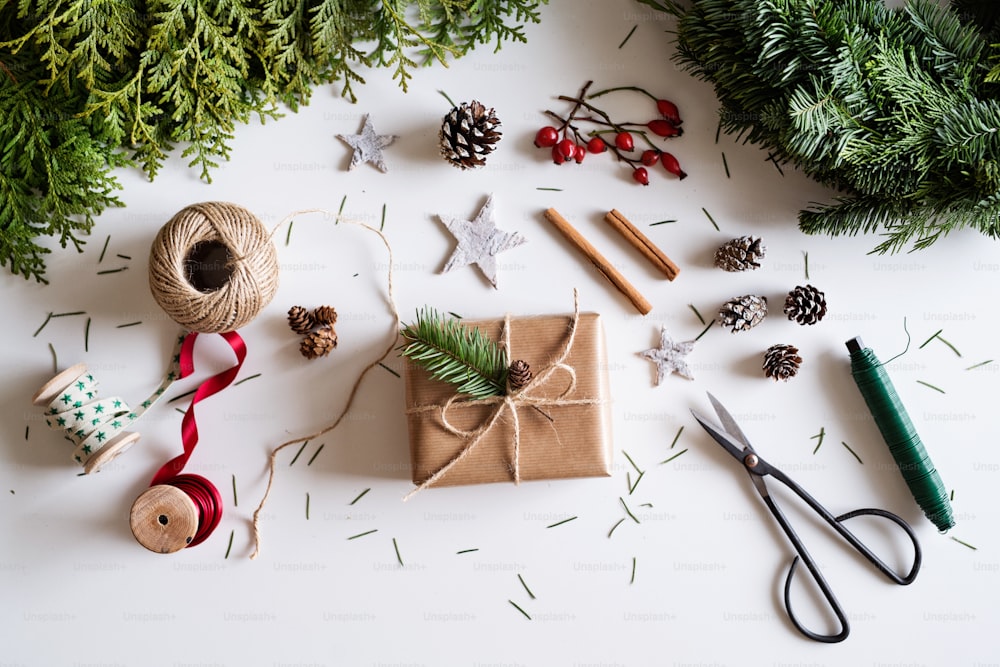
[690,393,921,643]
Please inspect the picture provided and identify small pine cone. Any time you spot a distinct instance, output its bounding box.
[763,344,802,381]
[784,284,827,325]
[508,359,532,392]
[714,236,766,272]
[439,101,502,170]
[287,305,315,335]
[719,294,768,333]
[312,305,338,326]
[299,325,338,359]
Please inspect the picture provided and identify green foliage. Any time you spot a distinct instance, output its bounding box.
[642,0,1000,252]
[0,0,546,281]
[400,307,508,400]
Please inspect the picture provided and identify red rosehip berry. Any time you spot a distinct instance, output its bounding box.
[632,167,650,186]
[534,126,559,148]
[648,119,682,138]
[615,132,635,151]
[661,152,687,179]
[640,149,660,167]
[586,136,607,154]
[574,145,586,164]
[551,145,566,165]
[557,138,576,159]
[656,99,682,126]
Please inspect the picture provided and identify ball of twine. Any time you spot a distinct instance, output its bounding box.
[149,202,279,333]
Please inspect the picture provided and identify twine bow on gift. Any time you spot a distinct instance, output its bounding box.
[403,291,604,500]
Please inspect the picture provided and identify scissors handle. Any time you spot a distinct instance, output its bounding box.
[770,466,922,585]
[759,492,850,643]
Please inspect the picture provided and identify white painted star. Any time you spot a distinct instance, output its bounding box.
[439,194,527,289]
[336,114,398,172]
[640,326,695,385]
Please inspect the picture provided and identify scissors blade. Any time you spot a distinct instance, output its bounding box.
[690,408,750,463]
[706,392,753,450]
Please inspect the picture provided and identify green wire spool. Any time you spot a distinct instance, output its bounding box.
[846,337,955,532]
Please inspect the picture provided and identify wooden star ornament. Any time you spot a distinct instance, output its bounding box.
[640,326,695,385]
[438,194,527,289]
[337,114,398,172]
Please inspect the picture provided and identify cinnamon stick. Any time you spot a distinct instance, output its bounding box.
[542,208,652,315]
[604,209,680,280]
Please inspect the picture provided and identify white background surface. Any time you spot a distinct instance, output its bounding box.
[2,1,998,665]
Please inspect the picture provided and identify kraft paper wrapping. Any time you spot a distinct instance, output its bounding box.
[403,311,614,487]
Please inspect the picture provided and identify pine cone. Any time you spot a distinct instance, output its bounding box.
[439,101,502,170]
[299,325,338,359]
[312,305,338,326]
[714,236,766,272]
[763,344,802,381]
[784,284,827,325]
[287,305,315,335]
[508,359,532,392]
[719,294,767,333]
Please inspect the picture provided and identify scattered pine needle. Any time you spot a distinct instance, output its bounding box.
[916,380,946,394]
[669,426,684,449]
[965,360,993,370]
[48,343,57,374]
[52,310,85,318]
[811,427,825,454]
[919,329,943,349]
[289,441,309,466]
[437,89,456,107]
[97,267,128,275]
[695,320,714,341]
[98,235,111,263]
[620,497,640,524]
[607,518,625,538]
[231,474,238,506]
[347,529,378,540]
[380,203,387,232]
[660,449,688,465]
[508,600,531,620]
[950,536,977,551]
[33,312,53,337]
[285,220,295,246]
[622,450,642,474]
[305,492,310,519]
[84,317,91,352]
[225,529,235,559]
[307,444,325,466]
[518,573,536,599]
[378,362,400,378]
[337,195,347,219]
[456,548,479,555]
[393,537,404,566]
[688,304,705,325]
[630,557,637,585]
[116,321,142,328]
[234,372,261,386]
[536,187,562,191]
[546,516,577,529]
[701,207,719,231]
[721,151,730,178]
[349,488,371,505]
[618,24,638,49]
[803,251,810,280]
[628,470,645,495]
[649,219,676,226]
[841,441,863,464]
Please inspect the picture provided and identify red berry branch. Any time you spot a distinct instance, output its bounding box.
[533,81,686,185]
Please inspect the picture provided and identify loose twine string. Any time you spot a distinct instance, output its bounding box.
[402,289,604,501]
[250,209,400,560]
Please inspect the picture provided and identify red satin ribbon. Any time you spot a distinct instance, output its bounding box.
[150,331,247,486]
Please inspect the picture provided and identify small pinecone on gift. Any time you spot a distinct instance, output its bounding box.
[508,359,532,392]
[714,236,766,272]
[784,284,827,325]
[300,326,338,359]
[287,305,315,335]
[719,294,768,332]
[763,344,802,381]
[439,101,502,170]
[312,305,338,326]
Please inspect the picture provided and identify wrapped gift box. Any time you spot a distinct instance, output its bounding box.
[403,311,614,488]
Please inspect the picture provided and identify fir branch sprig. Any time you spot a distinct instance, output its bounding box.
[399,307,508,400]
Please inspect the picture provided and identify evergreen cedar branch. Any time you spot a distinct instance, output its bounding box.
[639,0,1000,253]
[0,0,546,282]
